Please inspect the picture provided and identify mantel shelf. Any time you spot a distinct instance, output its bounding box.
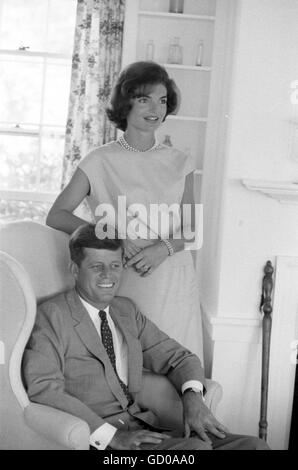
[242,179,298,204]
[163,63,211,72]
[139,11,215,21]
[168,115,207,122]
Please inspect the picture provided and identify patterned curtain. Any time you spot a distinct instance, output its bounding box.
[62,0,126,188]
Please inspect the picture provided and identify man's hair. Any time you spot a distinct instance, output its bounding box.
[69,223,123,266]
[106,61,179,131]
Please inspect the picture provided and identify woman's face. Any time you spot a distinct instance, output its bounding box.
[126,83,168,133]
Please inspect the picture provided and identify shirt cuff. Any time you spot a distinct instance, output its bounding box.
[90,423,117,450]
[182,380,204,398]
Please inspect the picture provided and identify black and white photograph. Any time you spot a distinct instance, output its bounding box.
[0,0,297,452]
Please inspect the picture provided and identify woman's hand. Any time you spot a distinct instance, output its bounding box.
[125,241,169,276]
[122,239,143,262]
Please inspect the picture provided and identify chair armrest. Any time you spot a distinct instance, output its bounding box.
[137,373,223,432]
[204,379,223,415]
[24,403,90,450]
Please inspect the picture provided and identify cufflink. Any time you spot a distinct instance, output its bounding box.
[183,387,205,400]
[183,387,202,395]
[182,387,204,398]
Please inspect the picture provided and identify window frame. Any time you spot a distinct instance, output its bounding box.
[0,0,76,204]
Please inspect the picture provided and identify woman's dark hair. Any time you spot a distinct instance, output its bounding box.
[106,61,179,131]
[69,223,123,266]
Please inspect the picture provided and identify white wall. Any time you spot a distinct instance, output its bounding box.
[201,0,298,447]
[219,0,298,315]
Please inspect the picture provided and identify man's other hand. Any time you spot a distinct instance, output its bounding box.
[182,390,228,445]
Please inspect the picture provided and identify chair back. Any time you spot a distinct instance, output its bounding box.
[0,221,73,449]
[0,221,74,303]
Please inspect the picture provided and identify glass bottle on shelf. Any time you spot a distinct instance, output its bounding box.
[163,135,173,147]
[169,0,184,14]
[168,37,183,65]
[196,40,204,67]
[145,40,155,61]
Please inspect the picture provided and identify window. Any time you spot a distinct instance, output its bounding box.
[0,0,76,223]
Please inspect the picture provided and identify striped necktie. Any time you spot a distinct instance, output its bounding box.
[99,310,133,405]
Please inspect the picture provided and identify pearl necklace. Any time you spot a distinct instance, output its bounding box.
[118,134,161,153]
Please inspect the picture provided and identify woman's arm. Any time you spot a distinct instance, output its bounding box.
[46,168,91,235]
[125,172,196,275]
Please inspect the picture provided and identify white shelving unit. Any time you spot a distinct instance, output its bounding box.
[122,0,217,201]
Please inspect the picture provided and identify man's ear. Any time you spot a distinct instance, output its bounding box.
[70,260,79,279]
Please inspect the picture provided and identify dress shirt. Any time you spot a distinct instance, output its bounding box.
[79,295,203,450]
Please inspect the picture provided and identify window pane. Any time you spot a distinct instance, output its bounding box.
[0,199,51,224]
[0,0,76,197]
[0,55,43,123]
[0,0,48,51]
[47,0,77,54]
[39,128,65,192]
[43,60,72,125]
[0,0,76,53]
[0,134,39,190]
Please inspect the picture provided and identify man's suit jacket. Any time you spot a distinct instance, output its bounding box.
[23,289,205,433]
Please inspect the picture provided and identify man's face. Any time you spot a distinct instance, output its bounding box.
[71,247,123,308]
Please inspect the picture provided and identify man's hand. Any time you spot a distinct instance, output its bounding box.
[109,429,171,450]
[182,390,228,445]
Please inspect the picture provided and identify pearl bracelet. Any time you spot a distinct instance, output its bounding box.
[161,239,174,256]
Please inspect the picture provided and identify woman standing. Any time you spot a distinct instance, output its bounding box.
[47,61,203,358]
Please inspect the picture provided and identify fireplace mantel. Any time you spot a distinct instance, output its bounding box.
[242,179,298,204]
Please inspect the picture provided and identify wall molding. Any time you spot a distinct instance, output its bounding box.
[201,256,298,448]
[201,301,262,344]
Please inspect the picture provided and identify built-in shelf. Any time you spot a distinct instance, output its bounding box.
[122,0,214,195]
[163,63,211,72]
[168,115,207,122]
[139,11,216,21]
[242,179,298,204]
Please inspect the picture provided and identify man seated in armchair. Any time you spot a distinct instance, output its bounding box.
[22,223,269,451]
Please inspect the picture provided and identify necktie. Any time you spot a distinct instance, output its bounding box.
[99,310,133,405]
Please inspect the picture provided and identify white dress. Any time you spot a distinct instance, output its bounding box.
[79,140,203,359]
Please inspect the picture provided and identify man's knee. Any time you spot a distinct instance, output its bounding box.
[251,437,270,450]
[241,436,270,450]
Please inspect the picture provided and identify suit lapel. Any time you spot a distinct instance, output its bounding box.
[66,290,107,361]
[109,301,143,394]
[65,290,130,408]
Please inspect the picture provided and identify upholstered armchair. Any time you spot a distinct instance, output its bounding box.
[0,221,222,450]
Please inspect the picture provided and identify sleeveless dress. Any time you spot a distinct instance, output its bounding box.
[79,141,203,359]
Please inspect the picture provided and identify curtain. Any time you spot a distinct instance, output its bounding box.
[62,0,126,188]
